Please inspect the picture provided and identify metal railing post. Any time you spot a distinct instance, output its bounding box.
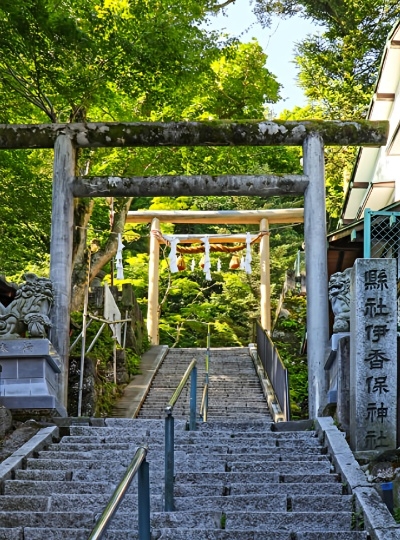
[164,408,174,511]
[204,372,208,422]
[88,446,149,539]
[138,459,151,540]
[364,208,372,258]
[189,365,197,431]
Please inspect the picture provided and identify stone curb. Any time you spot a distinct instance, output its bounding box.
[0,426,59,487]
[315,417,400,540]
[131,345,169,418]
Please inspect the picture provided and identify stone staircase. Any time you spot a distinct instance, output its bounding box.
[0,347,389,538]
[137,347,271,420]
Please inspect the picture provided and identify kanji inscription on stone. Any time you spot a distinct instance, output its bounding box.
[350,259,397,452]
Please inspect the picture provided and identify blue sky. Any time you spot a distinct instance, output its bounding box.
[207,2,318,116]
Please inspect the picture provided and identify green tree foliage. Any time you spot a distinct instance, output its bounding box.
[249,0,400,222]
[0,149,53,276]
[0,0,222,122]
[0,0,298,311]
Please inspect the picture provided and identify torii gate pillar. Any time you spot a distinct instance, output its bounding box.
[259,218,271,333]
[147,218,160,345]
[303,133,330,417]
[49,134,76,408]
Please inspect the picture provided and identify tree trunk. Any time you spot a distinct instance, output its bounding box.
[70,197,133,312]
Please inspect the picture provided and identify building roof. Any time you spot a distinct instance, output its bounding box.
[340,20,400,224]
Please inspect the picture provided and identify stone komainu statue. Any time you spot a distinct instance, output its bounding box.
[0,273,53,339]
[328,268,351,333]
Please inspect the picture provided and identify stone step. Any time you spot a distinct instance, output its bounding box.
[13,529,372,540]
[17,465,72,485]
[175,482,344,497]
[222,511,353,532]
[38,438,321,453]
[20,462,340,486]
[26,458,129,471]
[0,512,94,528]
[23,489,350,514]
[0,496,49,512]
[67,426,320,442]
[49,493,163,512]
[174,471,340,484]
[4,480,114,496]
[48,493,288,513]
[290,495,354,512]
[0,529,23,540]
[99,510,354,531]
[43,444,324,460]
[174,494,345,512]
[15,468,163,484]
[228,460,332,474]
[27,453,330,475]
[34,448,327,464]
[48,442,132,451]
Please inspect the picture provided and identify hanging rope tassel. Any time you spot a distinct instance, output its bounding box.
[245,231,252,274]
[115,233,125,280]
[201,236,212,280]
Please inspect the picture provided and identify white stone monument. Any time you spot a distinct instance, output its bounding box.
[350,258,397,452]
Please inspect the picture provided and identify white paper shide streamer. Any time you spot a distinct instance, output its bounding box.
[167,236,179,273]
[240,256,245,270]
[115,233,125,280]
[245,232,252,274]
[217,258,221,272]
[201,236,212,280]
[191,258,196,272]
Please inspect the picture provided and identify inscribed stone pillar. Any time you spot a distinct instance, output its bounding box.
[350,258,397,452]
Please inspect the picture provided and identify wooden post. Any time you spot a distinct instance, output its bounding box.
[303,133,329,418]
[260,218,271,333]
[147,218,160,345]
[49,134,76,409]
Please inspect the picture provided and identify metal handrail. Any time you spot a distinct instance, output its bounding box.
[88,446,150,540]
[201,323,211,422]
[166,358,197,411]
[164,358,198,512]
[256,321,290,421]
[200,382,208,422]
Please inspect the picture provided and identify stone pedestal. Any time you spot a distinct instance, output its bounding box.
[350,259,397,451]
[325,332,351,404]
[0,339,67,417]
[336,336,350,434]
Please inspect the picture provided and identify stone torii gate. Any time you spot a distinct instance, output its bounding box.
[0,119,388,417]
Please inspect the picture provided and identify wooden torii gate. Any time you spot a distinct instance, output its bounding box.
[126,208,305,343]
[0,119,388,417]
